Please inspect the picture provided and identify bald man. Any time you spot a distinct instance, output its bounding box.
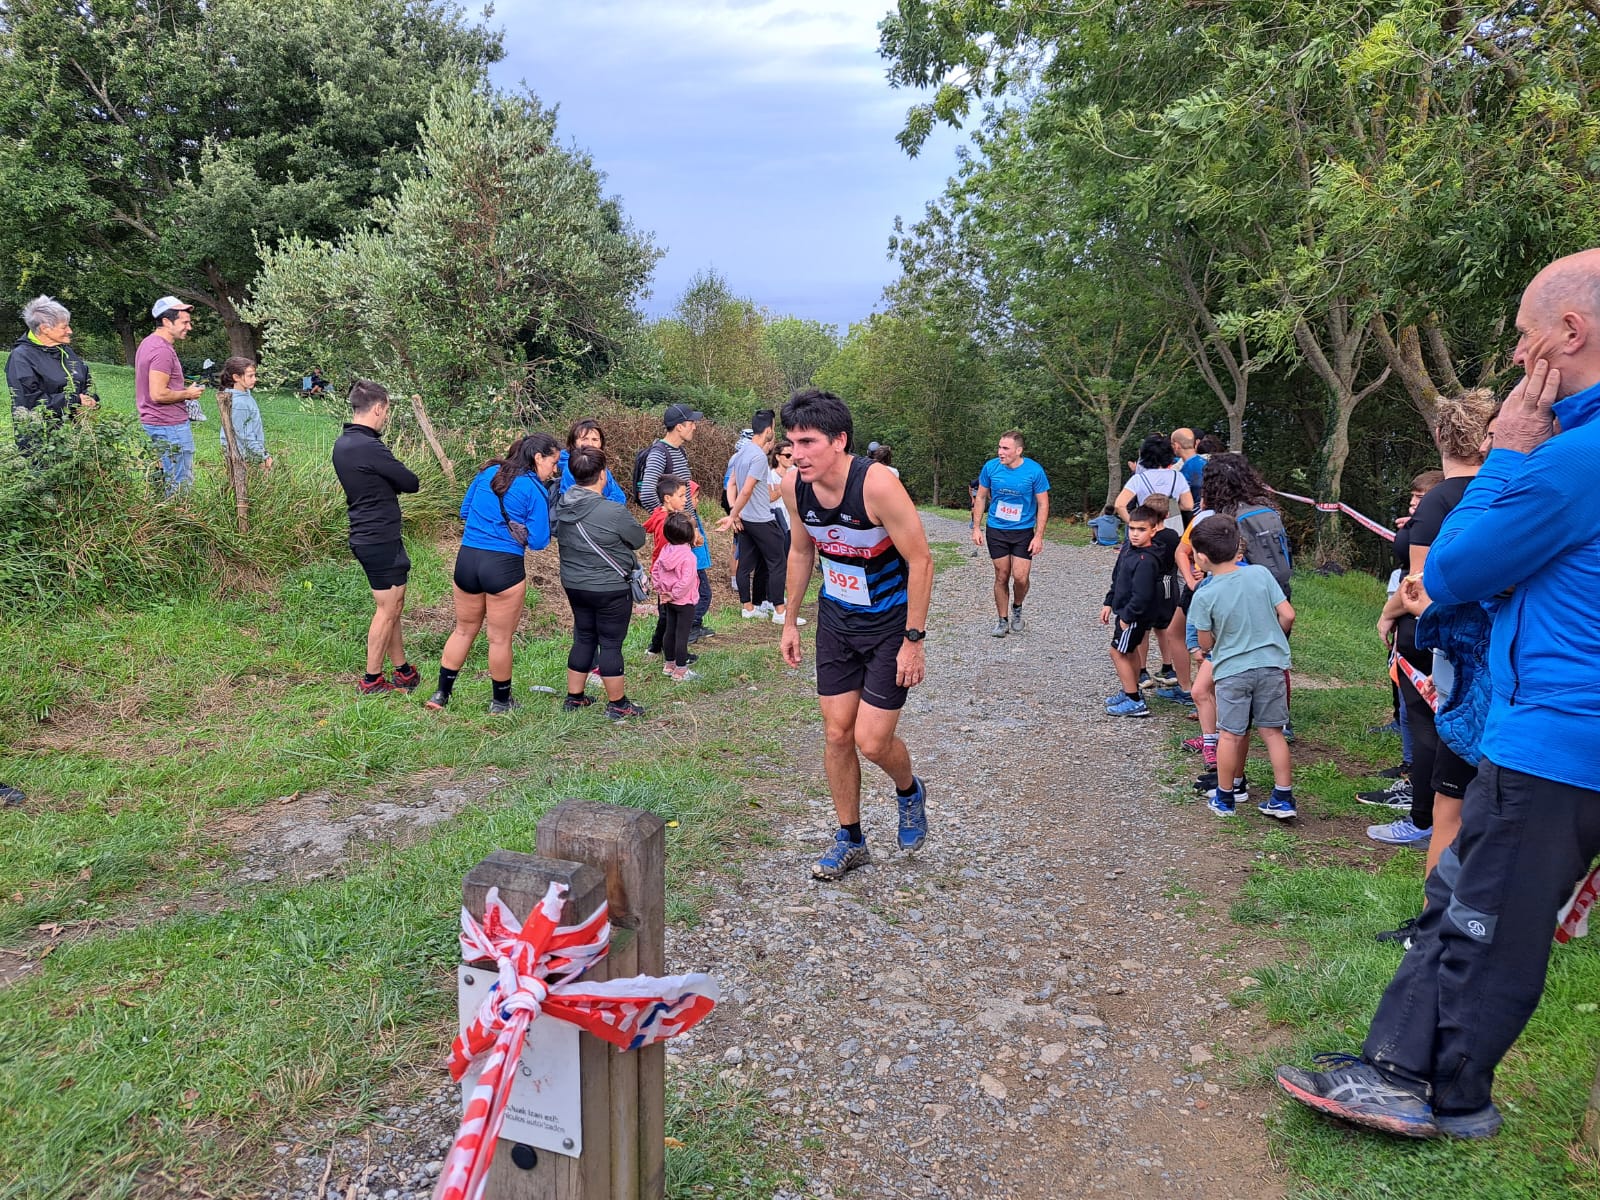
[1171,427,1207,506]
[1275,249,1600,1141]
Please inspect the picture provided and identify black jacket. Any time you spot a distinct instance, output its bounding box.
[1104,541,1165,627]
[331,423,420,545]
[5,333,94,421]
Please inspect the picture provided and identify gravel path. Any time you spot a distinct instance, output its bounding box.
[266,513,1286,1200]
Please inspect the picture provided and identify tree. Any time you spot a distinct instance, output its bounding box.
[816,312,991,506]
[761,317,839,395]
[248,85,659,424]
[651,269,783,397]
[0,0,503,358]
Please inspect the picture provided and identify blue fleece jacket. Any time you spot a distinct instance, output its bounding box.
[1423,376,1600,790]
[459,465,553,556]
[557,449,626,505]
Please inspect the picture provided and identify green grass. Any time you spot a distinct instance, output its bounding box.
[1176,568,1600,1199]
[1,352,343,466]
[0,533,805,1196]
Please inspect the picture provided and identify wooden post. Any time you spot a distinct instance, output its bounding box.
[1582,1053,1600,1155]
[461,851,611,1200]
[215,389,250,533]
[537,802,667,1200]
[410,392,457,488]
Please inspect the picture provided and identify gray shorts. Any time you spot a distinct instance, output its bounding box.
[1214,665,1289,735]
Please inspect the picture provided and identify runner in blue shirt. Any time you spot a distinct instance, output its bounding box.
[971,430,1051,636]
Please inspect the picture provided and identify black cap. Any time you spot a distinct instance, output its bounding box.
[663,403,703,429]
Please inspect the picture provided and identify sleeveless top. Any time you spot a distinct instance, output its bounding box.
[795,456,908,635]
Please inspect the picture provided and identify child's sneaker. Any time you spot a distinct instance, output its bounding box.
[1106,695,1151,718]
[1206,790,1237,817]
[1367,816,1431,846]
[1181,735,1205,753]
[668,668,701,683]
[1259,793,1298,820]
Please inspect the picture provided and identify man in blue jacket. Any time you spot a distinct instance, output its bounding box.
[1275,248,1600,1141]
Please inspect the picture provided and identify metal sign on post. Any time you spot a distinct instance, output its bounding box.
[456,966,584,1157]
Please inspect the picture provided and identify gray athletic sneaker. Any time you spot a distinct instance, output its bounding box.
[990,617,1010,637]
[1010,606,1025,633]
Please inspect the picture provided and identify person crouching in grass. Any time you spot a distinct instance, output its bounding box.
[1187,515,1297,819]
[1101,505,1165,718]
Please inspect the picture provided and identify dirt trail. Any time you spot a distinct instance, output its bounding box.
[660,513,1287,1199]
[266,513,1292,1200]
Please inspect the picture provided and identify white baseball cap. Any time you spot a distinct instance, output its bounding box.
[151,296,194,319]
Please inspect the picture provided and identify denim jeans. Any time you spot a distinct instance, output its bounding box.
[143,421,194,493]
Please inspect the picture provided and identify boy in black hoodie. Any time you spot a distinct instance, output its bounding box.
[1100,505,1165,718]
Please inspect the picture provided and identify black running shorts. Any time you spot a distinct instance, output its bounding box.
[453,545,526,595]
[985,525,1035,561]
[1110,620,1151,654]
[351,540,411,590]
[815,622,909,711]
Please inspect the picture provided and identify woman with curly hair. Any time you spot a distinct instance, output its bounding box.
[1367,390,1498,873]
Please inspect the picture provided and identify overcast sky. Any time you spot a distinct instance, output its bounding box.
[489,1,964,332]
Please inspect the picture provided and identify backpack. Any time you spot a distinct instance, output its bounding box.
[1236,506,1293,591]
[631,442,663,507]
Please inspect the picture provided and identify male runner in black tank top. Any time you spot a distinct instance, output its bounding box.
[778,389,935,881]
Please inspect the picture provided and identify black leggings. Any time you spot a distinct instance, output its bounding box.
[565,587,632,678]
[737,520,786,607]
[661,602,694,668]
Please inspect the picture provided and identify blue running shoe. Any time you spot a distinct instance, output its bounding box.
[1274,1054,1437,1138]
[896,777,928,851]
[1259,794,1298,820]
[1154,686,1193,704]
[1367,816,1431,846]
[1206,789,1236,816]
[812,830,871,881]
[1106,695,1151,718]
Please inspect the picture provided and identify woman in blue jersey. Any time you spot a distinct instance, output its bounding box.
[558,419,627,502]
[427,432,562,713]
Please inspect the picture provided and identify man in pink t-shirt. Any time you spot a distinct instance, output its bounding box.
[135,296,205,491]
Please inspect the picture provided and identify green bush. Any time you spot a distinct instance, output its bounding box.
[0,412,456,610]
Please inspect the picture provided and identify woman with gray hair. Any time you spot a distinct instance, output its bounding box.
[5,295,98,462]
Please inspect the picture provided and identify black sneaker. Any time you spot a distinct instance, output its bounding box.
[1,783,24,808]
[1195,772,1247,795]
[562,695,594,712]
[606,699,646,722]
[1357,778,1413,809]
[1376,763,1410,780]
[425,689,449,711]
[688,626,716,642]
[488,697,520,715]
[1375,917,1419,949]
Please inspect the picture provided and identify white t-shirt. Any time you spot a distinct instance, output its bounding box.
[1126,467,1190,532]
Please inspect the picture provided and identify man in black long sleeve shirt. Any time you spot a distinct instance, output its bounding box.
[331,381,421,695]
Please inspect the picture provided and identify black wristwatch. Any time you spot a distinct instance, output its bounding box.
[904,628,926,643]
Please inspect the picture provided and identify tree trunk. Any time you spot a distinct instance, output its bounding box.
[113,307,137,365]
[216,390,250,534]
[930,457,941,507]
[409,393,457,488]
[1104,432,1124,508]
[1227,406,1244,452]
[202,263,261,361]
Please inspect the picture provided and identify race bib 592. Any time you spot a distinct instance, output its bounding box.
[823,560,869,605]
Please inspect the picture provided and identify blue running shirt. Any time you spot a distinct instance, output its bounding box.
[980,457,1051,530]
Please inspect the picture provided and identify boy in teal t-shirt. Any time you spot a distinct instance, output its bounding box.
[1188,515,1297,821]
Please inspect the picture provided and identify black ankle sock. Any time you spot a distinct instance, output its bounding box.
[1125,690,1140,702]
[396,662,414,676]
[841,822,864,844]
[895,780,919,798]
[363,672,382,684]
[567,691,586,701]
[491,679,511,703]
[436,666,460,696]
[610,694,630,707]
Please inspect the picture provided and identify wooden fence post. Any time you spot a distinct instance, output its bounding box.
[410,392,457,488]
[536,802,667,1200]
[461,851,611,1200]
[215,389,249,533]
[1582,1053,1600,1156]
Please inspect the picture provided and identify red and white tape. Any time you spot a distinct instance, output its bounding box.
[1269,487,1396,543]
[438,881,718,1200]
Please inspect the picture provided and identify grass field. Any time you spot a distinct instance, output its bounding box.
[1184,571,1600,1200]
